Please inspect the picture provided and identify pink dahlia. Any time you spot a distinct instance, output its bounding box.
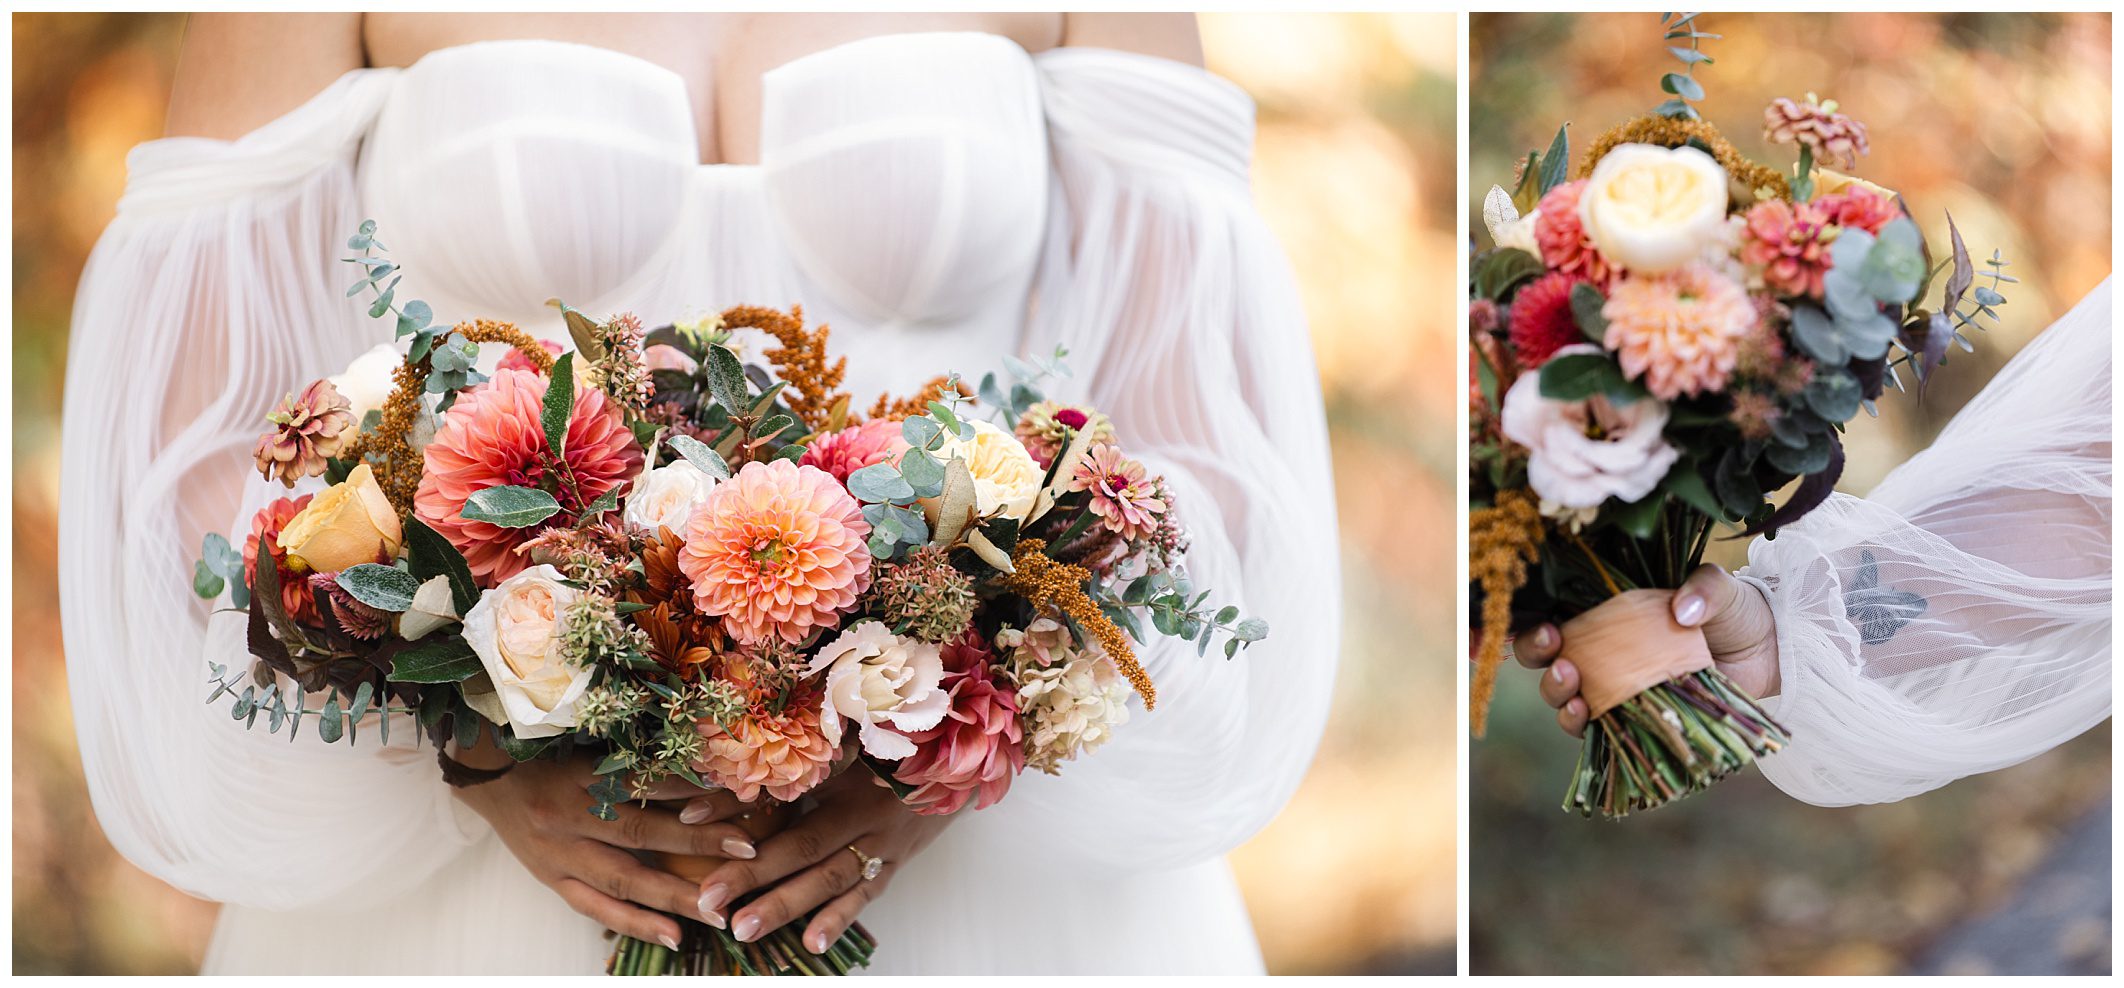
[1740,198,1837,299]
[892,631,1024,816]
[798,418,908,485]
[414,369,643,584]
[679,459,873,645]
[1508,272,1590,368]
[1601,265,1756,400]
[497,339,564,375]
[693,694,838,803]
[244,495,318,624]
[1813,186,1898,236]
[1067,444,1167,542]
[1533,180,1614,284]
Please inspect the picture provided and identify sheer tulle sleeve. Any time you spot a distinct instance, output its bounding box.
[58,69,486,909]
[1008,49,1341,871]
[1744,278,2112,806]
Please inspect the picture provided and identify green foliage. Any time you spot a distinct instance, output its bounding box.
[1568,283,1608,344]
[193,531,248,607]
[666,434,731,480]
[461,485,563,528]
[1654,13,1718,120]
[1537,123,1570,197]
[1472,248,1546,302]
[405,518,479,614]
[335,563,421,612]
[1537,352,1646,403]
[387,637,484,683]
[542,352,575,457]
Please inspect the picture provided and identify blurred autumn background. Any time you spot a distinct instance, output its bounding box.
[1471,12,2111,977]
[11,12,1458,975]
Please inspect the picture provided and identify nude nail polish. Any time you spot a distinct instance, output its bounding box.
[679,801,712,825]
[658,934,680,951]
[808,931,828,954]
[733,915,762,942]
[721,837,756,859]
[1676,594,1706,626]
[699,883,731,914]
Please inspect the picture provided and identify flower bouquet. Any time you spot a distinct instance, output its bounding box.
[1467,14,2010,818]
[194,222,1266,973]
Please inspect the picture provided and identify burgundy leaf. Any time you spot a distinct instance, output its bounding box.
[1740,431,1844,539]
[1925,213,1976,390]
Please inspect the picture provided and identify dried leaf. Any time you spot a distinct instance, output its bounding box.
[928,456,979,545]
[967,529,1016,573]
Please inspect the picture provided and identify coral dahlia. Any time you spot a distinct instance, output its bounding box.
[1739,198,1837,299]
[1533,180,1614,284]
[1813,186,1898,236]
[415,369,643,584]
[244,495,318,624]
[1508,272,1590,368]
[679,459,873,645]
[892,631,1025,815]
[692,692,838,802]
[1600,265,1756,400]
[798,418,908,485]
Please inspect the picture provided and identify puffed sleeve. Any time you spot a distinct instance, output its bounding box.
[1006,48,1341,870]
[58,68,486,909]
[1744,278,2112,806]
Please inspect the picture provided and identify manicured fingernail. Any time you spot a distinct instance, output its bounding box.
[1550,663,1565,682]
[699,884,730,913]
[658,934,680,951]
[680,801,713,824]
[1676,594,1706,626]
[701,906,725,930]
[720,837,756,859]
[808,931,829,954]
[733,915,761,943]
[1533,625,1554,648]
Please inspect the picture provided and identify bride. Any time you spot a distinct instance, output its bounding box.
[58,13,1340,974]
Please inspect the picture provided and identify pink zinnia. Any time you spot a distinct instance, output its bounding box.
[679,459,872,645]
[798,418,908,486]
[1813,186,1898,236]
[1067,444,1167,542]
[244,495,317,624]
[892,631,1024,816]
[1740,199,1837,299]
[1509,271,1590,368]
[693,693,838,803]
[414,369,643,583]
[1600,265,1756,400]
[1533,180,1614,284]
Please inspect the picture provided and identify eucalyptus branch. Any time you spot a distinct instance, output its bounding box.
[1656,13,1720,120]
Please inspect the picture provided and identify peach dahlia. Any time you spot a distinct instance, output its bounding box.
[679,459,873,645]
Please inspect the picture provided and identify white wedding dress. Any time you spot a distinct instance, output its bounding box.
[58,35,1342,974]
[1744,277,2113,805]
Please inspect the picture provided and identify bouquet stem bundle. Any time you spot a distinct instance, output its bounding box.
[610,920,876,976]
[1564,668,1788,818]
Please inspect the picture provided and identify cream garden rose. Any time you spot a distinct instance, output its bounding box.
[1812,166,1898,202]
[461,564,594,739]
[327,344,403,422]
[807,620,949,759]
[623,460,718,534]
[1578,143,1731,273]
[276,463,404,573]
[932,418,1044,521]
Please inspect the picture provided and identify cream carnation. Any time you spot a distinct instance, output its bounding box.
[461,564,595,739]
[1499,346,1679,509]
[623,460,718,535]
[808,620,950,759]
[1001,619,1131,774]
[1578,144,1731,274]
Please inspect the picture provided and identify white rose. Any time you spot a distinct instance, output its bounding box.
[806,620,949,759]
[460,565,593,739]
[931,419,1044,521]
[1499,345,1678,510]
[624,460,718,534]
[1577,143,1730,274]
[329,344,404,422]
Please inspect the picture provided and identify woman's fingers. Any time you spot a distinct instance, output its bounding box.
[553,876,683,950]
[591,802,759,860]
[1537,658,1579,709]
[1557,696,1589,738]
[802,867,889,953]
[1673,564,1742,628]
[728,846,873,944]
[1513,623,1562,668]
[576,841,719,924]
[696,807,867,928]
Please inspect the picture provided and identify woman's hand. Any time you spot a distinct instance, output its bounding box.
[695,769,953,954]
[450,751,763,949]
[1516,564,1781,738]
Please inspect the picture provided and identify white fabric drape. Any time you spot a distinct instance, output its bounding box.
[1746,278,2112,806]
[59,35,1337,975]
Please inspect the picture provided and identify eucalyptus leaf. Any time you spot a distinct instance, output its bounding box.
[848,462,916,504]
[461,485,563,528]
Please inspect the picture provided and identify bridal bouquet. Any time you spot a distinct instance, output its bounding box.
[192,222,1265,974]
[1467,14,2009,818]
